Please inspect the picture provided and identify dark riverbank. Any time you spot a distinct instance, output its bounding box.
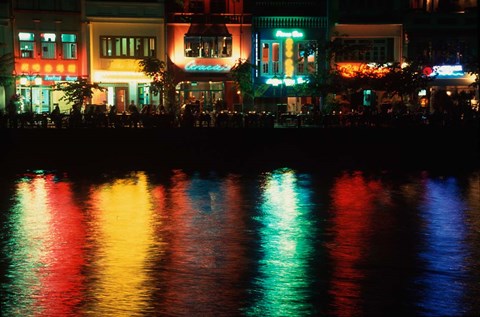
[1,126,479,172]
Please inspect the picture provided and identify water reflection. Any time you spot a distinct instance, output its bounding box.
[2,172,86,316]
[0,168,479,316]
[417,176,471,316]
[86,173,156,316]
[245,168,317,316]
[328,171,383,316]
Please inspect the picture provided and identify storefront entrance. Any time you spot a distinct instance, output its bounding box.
[16,86,52,114]
[176,81,224,112]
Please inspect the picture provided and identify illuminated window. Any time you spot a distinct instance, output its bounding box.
[19,32,35,58]
[262,43,269,74]
[297,41,317,75]
[184,35,232,58]
[260,41,281,75]
[100,36,156,58]
[41,33,56,59]
[61,34,77,59]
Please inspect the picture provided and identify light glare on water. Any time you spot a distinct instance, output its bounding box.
[0,168,479,316]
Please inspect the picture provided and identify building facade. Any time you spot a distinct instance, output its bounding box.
[0,0,477,116]
[331,0,478,111]
[166,0,252,113]
[84,0,165,113]
[10,0,83,114]
[251,1,329,114]
[403,0,478,111]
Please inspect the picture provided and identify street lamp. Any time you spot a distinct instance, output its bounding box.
[19,74,42,113]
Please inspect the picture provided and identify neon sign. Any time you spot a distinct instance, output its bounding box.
[284,38,294,77]
[44,75,78,81]
[17,62,78,75]
[275,30,304,38]
[184,60,231,72]
[266,76,307,86]
[429,65,464,78]
[337,63,389,78]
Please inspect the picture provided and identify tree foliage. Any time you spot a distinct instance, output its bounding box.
[54,77,106,106]
[374,60,435,103]
[229,58,255,99]
[138,57,176,108]
[0,53,14,86]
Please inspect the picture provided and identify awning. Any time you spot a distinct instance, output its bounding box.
[432,77,475,87]
[185,23,231,37]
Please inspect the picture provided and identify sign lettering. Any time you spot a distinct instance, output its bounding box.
[184,61,231,72]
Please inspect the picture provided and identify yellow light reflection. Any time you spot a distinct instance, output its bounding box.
[247,169,315,316]
[88,172,156,316]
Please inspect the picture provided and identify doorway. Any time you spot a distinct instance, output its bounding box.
[115,87,128,113]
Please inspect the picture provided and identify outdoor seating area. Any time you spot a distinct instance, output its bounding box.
[1,107,479,129]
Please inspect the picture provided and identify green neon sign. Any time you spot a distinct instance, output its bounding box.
[275,30,304,38]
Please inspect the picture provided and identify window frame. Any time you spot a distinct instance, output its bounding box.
[184,35,232,58]
[41,33,57,59]
[260,40,282,76]
[61,33,78,60]
[335,38,392,63]
[296,40,317,75]
[19,32,35,59]
[100,36,156,58]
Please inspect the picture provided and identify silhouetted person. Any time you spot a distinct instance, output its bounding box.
[50,105,62,128]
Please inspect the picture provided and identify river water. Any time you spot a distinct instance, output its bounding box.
[0,166,479,316]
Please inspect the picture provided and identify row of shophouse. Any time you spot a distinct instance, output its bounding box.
[0,0,477,115]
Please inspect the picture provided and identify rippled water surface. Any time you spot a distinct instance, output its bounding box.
[1,167,479,316]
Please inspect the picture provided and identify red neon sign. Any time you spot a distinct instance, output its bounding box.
[16,61,79,75]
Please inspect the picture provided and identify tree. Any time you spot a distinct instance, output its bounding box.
[374,60,435,107]
[229,58,256,111]
[0,53,14,111]
[54,77,106,107]
[0,53,14,87]
[300,37,369,111]
[138,57,176,112]
[463,54,479,92]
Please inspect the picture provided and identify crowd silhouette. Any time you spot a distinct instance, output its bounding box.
[1,102,479,129]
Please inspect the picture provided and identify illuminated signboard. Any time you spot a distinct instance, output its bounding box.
[44,75,78,81]
[284,38,294,77]
[427,65,464,78]
[275,30,304,38]
[17,62,78,75]
[266,76,307,86]
[337,63,389,78]
[184,60,231,72]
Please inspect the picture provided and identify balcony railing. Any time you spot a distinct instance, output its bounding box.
[168,13,252,25]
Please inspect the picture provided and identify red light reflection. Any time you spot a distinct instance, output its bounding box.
[328,171,382,316]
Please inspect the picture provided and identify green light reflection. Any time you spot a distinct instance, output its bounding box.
[246,169,316,316]
[2,176,52,316]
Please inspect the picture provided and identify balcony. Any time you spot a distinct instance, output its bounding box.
[168,13,252,25]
